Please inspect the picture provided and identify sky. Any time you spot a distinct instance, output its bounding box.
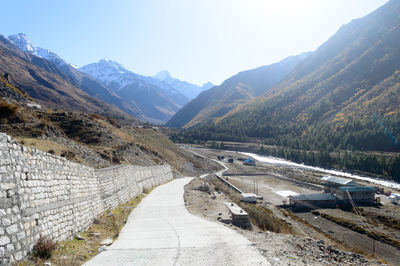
[1,0,389,85]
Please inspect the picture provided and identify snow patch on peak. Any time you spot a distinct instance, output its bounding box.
[79,59,139,89]
[97,59,130,74]
[153,70,213,99]
[154,70,171,81]
[7,33,67,66]
[8,33,35,52]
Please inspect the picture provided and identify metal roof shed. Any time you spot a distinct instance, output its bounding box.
[321,176,359,186]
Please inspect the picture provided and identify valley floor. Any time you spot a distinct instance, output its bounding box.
[184,148,400,265]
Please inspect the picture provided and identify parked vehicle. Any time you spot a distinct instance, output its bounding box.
[389,195,398,204]
[243,158,256,166]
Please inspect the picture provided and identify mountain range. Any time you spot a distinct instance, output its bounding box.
[173,0,400,153]
[2,0,399,153]
[4,33,210,123]
[154,70,214,99]
[166,52,311,128]
[0,34,133,119]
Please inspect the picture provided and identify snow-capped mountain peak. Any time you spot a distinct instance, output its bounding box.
[154,70,172,81]
[153,70,213,99]
[8,33,35,52]
[7,33,67,66]
[79,59,140,89]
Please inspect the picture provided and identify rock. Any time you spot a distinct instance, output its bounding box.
[316,239,325,245]
[44,262,51,266]
[101,237,113,246]
[98,245,107,252]
[76,234,85,240]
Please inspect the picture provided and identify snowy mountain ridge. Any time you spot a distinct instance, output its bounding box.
[7,33,67,67]
[153,70,214,99]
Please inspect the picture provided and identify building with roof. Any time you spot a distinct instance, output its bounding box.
[321,176,375,205]
[334,186,376,204]
[321,176,359,187]
[288,193,336,209]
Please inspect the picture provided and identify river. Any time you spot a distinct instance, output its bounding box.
[240,152,400,190]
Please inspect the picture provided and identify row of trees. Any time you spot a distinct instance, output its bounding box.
[258,146,400,181]
[170,113,400,180]
[172,114,400,152]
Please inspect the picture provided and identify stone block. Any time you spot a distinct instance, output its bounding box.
[14,251,22,261]
[6,224,18,235]
[6,244,14,252]
[0,236,10,245]
[2,218,11,227]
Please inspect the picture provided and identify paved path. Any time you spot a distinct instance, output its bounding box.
[85,177,269,266]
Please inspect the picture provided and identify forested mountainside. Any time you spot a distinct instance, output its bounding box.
[166,52,311,128]
[0,35,133,119]
[172,0,400,180]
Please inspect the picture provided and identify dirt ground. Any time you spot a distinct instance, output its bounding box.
[184,177,382,265]
[227,175,318,205]
[181,147,400,264]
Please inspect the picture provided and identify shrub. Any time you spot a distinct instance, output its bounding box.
[0,101,18,123]
[31,237,57,260]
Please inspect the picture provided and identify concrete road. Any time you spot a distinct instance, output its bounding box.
[85,177,269,266]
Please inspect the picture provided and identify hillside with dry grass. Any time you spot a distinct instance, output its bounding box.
[0,79,219,175]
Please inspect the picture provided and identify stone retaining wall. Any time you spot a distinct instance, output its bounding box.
[0,133,173,264]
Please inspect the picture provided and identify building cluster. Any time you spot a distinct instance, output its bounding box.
[289,176,376,209]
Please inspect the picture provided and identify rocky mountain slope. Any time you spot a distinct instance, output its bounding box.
[0,77,220,175]
[6,34,145,119]
[176,0,400,153]
[6,34,206,124]
[166,52,311,128]
[154,70,213,99]
[0,35,132,119]
[8,33,67,67]
[80,60,190,123]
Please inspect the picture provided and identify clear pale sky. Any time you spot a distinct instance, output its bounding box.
[1,0,388,85]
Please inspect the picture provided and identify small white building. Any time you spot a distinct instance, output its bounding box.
[240,193,258,203]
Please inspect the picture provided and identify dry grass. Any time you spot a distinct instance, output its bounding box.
[312,210,400,249]
[282,209,388,264]
[17,191,150,266]
[210,175,292,233]
[0,100,25,124]
[14,137,72,157]
[125,127,193,171]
